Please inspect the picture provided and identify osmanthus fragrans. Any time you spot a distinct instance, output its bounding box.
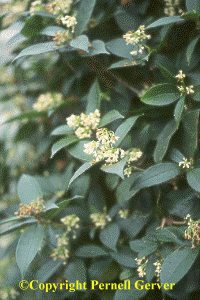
[1,0,200,300]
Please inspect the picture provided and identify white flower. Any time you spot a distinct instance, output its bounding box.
[176,70,185,81]
[179,157,191,169]
[186,85,194,94]
[130,50,138,56]
[61,15,77,32]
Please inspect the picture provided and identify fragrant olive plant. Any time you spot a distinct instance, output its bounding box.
[1,0,200,299]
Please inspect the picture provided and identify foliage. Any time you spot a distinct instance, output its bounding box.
[0,0,200,300]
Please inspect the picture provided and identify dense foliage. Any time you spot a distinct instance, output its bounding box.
[0,0,200,299]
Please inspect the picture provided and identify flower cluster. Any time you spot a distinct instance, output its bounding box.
[179,157,192,169]
[90,208,111,229]
[61,214,80,239]
[14,197,46,218]
[184,214,200,248]
[153,260,163,281]
[176,70,194,95]
[53,30,70,45]
[66,109,100,139]
[118,209,129,219]
[61,15,77,33]
[30,0,44,15]
[135,257,148,277]
[164,0,182,16]
[33,93,63,111]
[123,25,151,56]
[51,214,80,263]
[0,287,19,300]
[124,149,143,177]
[45,0,73,16]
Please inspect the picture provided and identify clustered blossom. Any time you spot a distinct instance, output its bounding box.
[0,287,19,300]
[66,109,100,139]
[153,260,163,281]
[184,214,200,248]
[53,30,70,45]
[118,209,129,219]
[179,157,192,169]
[14,197,46,218]
[30,0,44,15]
[164,0,182,16]
[124,149,143,177]
[123,25,151,56]
[135,257,148,277]
[33,93,63,111]
[51,214,80,263]
[45,0,73,16]
[61,15,77,32]
[176,70,194,96]
[90,208,111,229]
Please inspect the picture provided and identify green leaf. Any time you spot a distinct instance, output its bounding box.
[5,111,47,123]
[86,79,101,114]
[76,245,108,258]
[51,125,74,136]
[17,174,43,205]
[98,110,124,128]
[41,26,66,36]
[116,171,141,204]
[187,168,200,192]
[68,140,94,161]
[114,277,148,300]
[155,227,184,245]
[160,247,199,284]
[146,254,157,282]
[182,110,199,158]
[101,156,129,179]
[68,162,93,187]
[75,0,97,35]
[64,259,87,288]
[115,116,140,147]
[0,216,30,226]
[21,15,44,37]
[51,136,78,158]
[36,259,62,282]
[16,224,44,277]
[85,40,110,56]
[70,35,89,52]
[110,249,137,268]
[131,163,180,191]
[186,0,200,13]
[100,224,120,252]
[13,42,57,61]
[109,59,138,69]
[119,213,150,239]
[154,119,177,163]
[146,16,183,29]
[0,219,37,236]
[169,148,184,163]
[186,35,200,65]
[106,38,133,59]
[130,239,158,258]
[158,64,177,84]
[174,96,185,126]
[141,83,180,106]
[193,85,200,101]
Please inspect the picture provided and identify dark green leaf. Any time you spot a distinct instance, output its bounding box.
[70,35,89,52]
[75,0,97,35]
[5,111,46,123]
[85,40,109,56]
[21,15,44,37]
[64,259,87,289]
[16,224,44,277]
[168,147,184,163]
[98,110,124,128]
[154,119,177,163]
[187,168,200,192]
[68,140,94,161]
[186,35,200,65]
[131,163,180,191]
[182,110,199,158]
[101,156,129,179]
[186,0,200,13]
[146,16,183,29]
[114,277,148,300]
[36,259,62,282]
[116,171,141,204]
[51,136,78,157]
[141,83,180,106]
[51,125,74,136]
[0,219,37,236]
[76,245,108,257]
[86,79,101,114]
[158,64,177,84]
[41,26,66,36]
[174,96,185,126]
[17,174,43,205]
[160,247,199,284]
[109,59,138,69]
[69,162,93,187]
[100,224,120,252]
[193,85,200,101]
[110,250,137,268]
[106,38,133,59]
[115,116,140,147]
[146,254,157,282]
